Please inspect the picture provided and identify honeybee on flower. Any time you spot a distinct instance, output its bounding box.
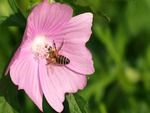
[5,0,94,112]
[45,40,70,65]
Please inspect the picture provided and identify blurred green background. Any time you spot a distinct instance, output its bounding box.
[0,0,150,113]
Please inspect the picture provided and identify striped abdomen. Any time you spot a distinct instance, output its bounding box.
[56,55,70,65]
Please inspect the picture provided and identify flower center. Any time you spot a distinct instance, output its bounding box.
[32,36,50,60]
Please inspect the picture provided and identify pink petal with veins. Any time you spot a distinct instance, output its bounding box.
[9,53,43,111]
[27,1,73,38]
[53,13,94,74]
[39,60,87,112]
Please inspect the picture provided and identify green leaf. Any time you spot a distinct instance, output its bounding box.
[43,95,70,113]
[43,96,56,113]
[94,11,110,23]
[66,93,88,113]
[7,0,26,27]
[0,15,25,27]
[94,24,121,65]
[0,17,7,25]
[0,76,21,113]
[0,0,27,27]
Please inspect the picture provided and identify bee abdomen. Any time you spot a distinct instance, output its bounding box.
[56,55,70,65]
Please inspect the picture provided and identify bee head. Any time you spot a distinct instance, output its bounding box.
[45,44,52,52]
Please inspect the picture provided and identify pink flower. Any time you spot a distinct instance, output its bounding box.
[5,0,94,112]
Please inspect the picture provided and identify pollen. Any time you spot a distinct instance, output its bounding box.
[32,36,49,59]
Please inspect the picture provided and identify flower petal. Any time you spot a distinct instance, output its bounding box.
[63,45,94,75]
[39,61,64,112]
[9,54,43,111]
[53,13,93,43]
[52,66,87,93]
[52,13,94,74]
[27,1,73,38]
[5,28,32,75]
[39,61,87,112]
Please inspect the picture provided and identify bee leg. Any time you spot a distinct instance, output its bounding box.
[58,39,64,51]
[53,40,57,51]
[46,62,50,65]
[46,58,51,65]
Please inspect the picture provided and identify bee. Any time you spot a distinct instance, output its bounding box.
[46,40,70,65]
